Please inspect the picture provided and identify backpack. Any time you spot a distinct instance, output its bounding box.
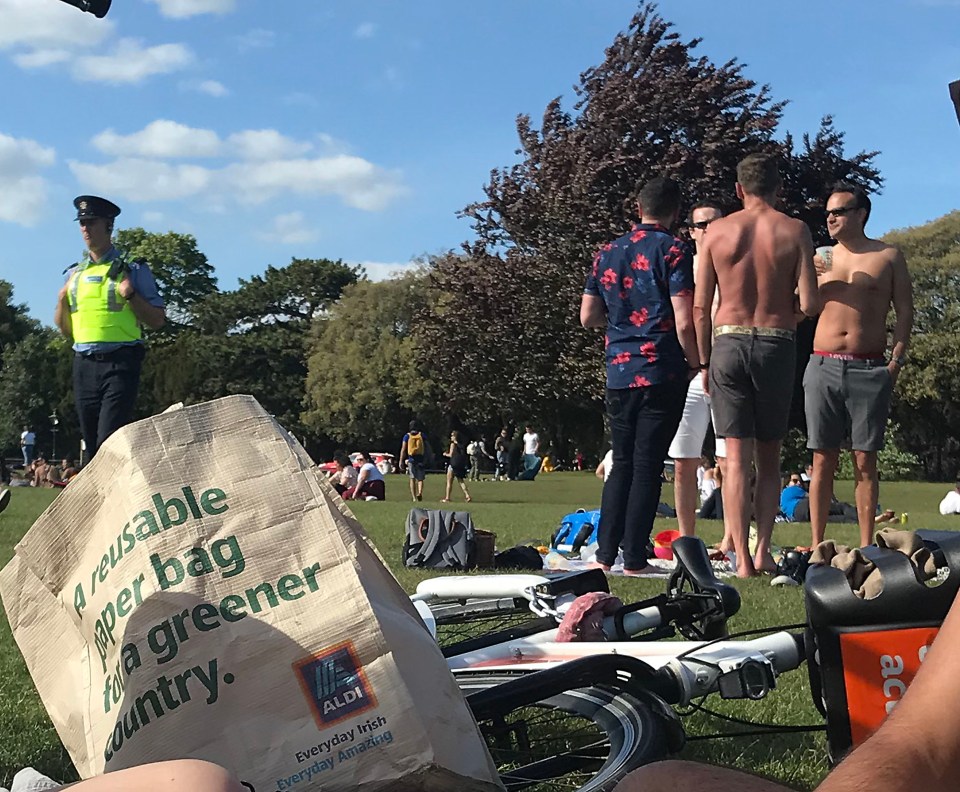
[550,509,602,554]
[406,431,424,458]
[403,508,477,570]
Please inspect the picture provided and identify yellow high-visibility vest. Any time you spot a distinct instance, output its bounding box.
[66,261,141,344]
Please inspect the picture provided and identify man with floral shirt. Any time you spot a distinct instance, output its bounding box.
[580,176,699,575]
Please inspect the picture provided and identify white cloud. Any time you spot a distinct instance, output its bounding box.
[235,28,275,51]
[358,261,418,282]
[147,0,236,18]
[93,120,222,158]
[227,130,312,160]
[258,212,319,245]
[13,48,71,68]
[354,22,376,39]
[74,122,407,213]
[195,79,229,97]
[69,158,213,201]
[0,0,112,51]
[226,155,406,210]
[0,133,56,226]
[73,39,193,84]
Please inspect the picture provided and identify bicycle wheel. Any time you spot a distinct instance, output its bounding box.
[429,597,546,648]
[459,672,672,792]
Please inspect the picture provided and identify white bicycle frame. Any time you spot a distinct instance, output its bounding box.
[412,574,804,706]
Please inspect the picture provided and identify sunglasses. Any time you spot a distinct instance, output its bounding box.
[688,220,715,230]
[825,205,860,218]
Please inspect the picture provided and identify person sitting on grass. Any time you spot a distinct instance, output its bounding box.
[442,430,472,503]
[939,478,960,515]
[343,452,385,501]
[328,452,358,496]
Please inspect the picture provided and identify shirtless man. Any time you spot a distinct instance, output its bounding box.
[694,153,819,577]
[805,182,913,548]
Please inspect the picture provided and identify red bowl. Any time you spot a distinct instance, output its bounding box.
[653,529,681,560]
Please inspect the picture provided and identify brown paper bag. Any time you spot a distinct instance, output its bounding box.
[0,395,503,791]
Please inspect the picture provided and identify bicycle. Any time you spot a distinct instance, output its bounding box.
[411,537,809,791]
[413,531,960,792]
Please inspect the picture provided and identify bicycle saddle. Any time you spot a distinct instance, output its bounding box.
[670,536,741,621]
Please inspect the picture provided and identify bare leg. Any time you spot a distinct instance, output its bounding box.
[614,760,792,792]
[852,449,879,548]
[443,468,454,500]
[673,457,699,537]
[715,455,732,552]
[722,437,756,577]
[67,760,244,792]
[459,477,472,501]
[409,475,417,502]
[753,439,783,573]
[416,478,424,500]
[810,449,839,547]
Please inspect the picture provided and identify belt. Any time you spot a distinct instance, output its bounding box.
[714,325,795,340]
[78,346,141,362]
[813,349,886,363]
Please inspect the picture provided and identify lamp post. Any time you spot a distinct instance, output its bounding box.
[49,412,59,459]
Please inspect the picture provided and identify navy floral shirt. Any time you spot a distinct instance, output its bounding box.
[584,223,694,390]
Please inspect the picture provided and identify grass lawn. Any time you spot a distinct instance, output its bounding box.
[1,474,956,788]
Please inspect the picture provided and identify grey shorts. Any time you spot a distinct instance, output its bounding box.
[406,456,425,481]
[803,354,892,451]
[709,331,796,442]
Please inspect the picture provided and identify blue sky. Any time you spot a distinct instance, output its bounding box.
[1,0,958,322]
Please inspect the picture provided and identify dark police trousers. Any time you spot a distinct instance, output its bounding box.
[73,345,145,462]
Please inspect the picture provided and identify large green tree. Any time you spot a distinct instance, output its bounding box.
[885,211,960,478]
[115,228,218,330]
[416,2,881,444]
[303,272,439,448]
[0,329,75,457]
[144,257,362,442]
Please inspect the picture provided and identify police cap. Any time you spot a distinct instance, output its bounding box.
[74,195,121,221]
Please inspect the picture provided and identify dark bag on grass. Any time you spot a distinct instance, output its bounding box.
[403,508,477,570]
[494,545,544,571]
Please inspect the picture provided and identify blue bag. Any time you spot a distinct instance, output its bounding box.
[551,508,601,553]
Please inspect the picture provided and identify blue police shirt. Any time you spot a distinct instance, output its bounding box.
[584,223,694,390]
[64,246,165,355]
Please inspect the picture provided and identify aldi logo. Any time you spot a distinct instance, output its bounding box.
[293,641,378,728]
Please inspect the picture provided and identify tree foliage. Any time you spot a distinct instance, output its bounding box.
[0,329,75,457]
[303,273,439,448]
[201,258,361,333]
[115,228,218,330]
[0,279,40,368]
[884,212,960,478]
[415,2,882,436]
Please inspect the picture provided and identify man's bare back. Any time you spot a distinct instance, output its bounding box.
[814,240,906,354]
[700,205,816,329]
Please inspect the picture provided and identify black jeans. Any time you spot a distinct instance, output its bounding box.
[598,380,687,569]
[73,345,145,462]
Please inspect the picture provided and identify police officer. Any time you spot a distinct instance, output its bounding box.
[54,196,166,462]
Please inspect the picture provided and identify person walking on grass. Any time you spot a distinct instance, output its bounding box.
[399,419,428,502]
[442,430,472,503]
